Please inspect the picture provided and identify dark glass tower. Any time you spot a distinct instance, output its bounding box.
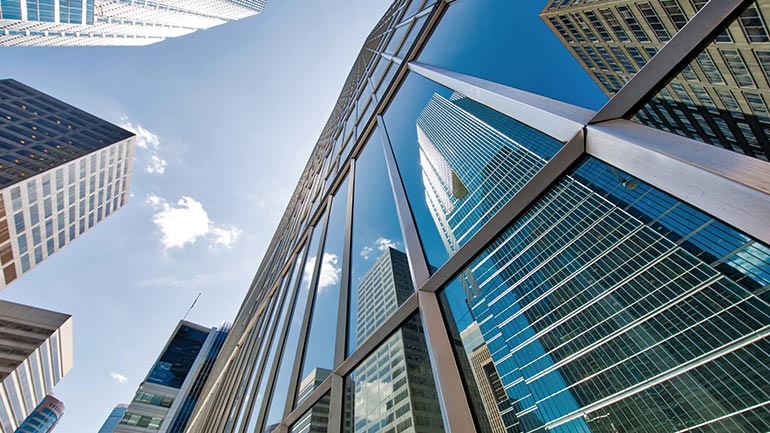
[15,394,64,433]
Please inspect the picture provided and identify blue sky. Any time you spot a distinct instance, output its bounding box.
[0,0,607,431]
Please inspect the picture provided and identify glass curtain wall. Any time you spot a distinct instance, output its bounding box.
[186,1,770,433]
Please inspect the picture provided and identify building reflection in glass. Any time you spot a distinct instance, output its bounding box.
[346,248,444,433]
[416,91,770,432]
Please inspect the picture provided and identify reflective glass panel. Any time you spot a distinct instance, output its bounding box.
[289,392,331,433]
[439,155,770,433]
[242,250,306,433]
[297,175,350,405]
[263,219,325,430]
[632,2,770,162]
[344,315,445,433]
[348,129,409,356]
[418,0,606,107]
[382,73,564,270]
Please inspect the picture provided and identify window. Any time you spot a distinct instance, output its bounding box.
[584,10,612,42]
[597,46,622,72]
[721,49,756,88]
[626,46,647,68]
[743,91,770,123]
[696,52,726,84]
[610,46,636,73]
[617,5,650,42]
[637,2,670,42]
[599,8,630,42]
[755,50,770,84]
[661,0,688,30]
[739,4,769,43]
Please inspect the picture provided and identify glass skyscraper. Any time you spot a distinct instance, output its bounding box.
[15,394,65,433]
[0,79,135,290]
[180,1,770,433]
[0,0,264,46]
[114,321,228,433]
[98,404,128,433]
[0,301,73,433]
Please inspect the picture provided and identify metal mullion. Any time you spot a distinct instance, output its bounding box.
[417,290,476,433]
[236,268,297,433]
[407,62,594,143]
[334,159,355,368]
[216,306,273,433]
[418,131,586,293]
[327,374,345,433]
[376,114,431,287]
[253,246,312,433]
[283,201,332,418]
[328,159,355,433]
[586,119,770,244]
[590,0,754,123]
[208,319,261,433]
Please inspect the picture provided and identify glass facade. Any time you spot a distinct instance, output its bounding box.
[15,394,64,433]
[185,1,770,433]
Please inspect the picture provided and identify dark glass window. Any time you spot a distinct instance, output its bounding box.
[147,325,209,389]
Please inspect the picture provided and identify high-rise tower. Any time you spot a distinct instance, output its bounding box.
[114,322,228,433]
[0,300,73,433]
[15,394,65,433]
[0,0,265,46]
[0,79,135,290]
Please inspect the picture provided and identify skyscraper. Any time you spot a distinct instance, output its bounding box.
[292,369,331,433]
[540,0,770,162]
[97,404,128,433]
[15,394,65,433]
[182,0,770,432]
[0,300,73,433]
[0,79,135,290]
[115,321,228,433]
[0,0,265,46]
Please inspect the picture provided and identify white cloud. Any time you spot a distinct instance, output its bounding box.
[360,237,399,260]
[146,194,242,250]
[110,372,128,384]
[303,253,341,293]
[119,117,167,175]
[136,274,215,288]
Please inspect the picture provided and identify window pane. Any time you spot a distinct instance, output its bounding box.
[418,0,606,107]
[382,73,564,271]
[348,129,409,356]
[297,175,350,405]
[344,315,445,433]
[242,250,306,433]
[289,392,330,433]
[439,156,770,433]
[263,220,325,428]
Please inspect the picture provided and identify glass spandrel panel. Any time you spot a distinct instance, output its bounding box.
[289,392,331,433]
[438,155,770,433]
[623,2,770,162]
[296,175,350,406]
[348,129,408,356]
[344,315,445,433]
[418,0,606,108]
[382,72,564,271]
[243,250,306,433]
[263,219,325,430]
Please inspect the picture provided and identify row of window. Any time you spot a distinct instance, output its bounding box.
[549,2,769,46]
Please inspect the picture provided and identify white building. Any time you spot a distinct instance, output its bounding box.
[0,0,265,46]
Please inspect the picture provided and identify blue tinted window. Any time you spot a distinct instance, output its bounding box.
[147,326,209,388]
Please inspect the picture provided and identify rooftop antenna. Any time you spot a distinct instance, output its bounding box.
[183,292,202,321]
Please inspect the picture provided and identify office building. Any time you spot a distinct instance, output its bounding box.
[115,321,227,433]
[182,1,770,433]
[98,404,128,433]
[0,79,135,290]
[540,0,770,161]
[15,394,64,433]
[0,301,73,433]
[0,0,265,46]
